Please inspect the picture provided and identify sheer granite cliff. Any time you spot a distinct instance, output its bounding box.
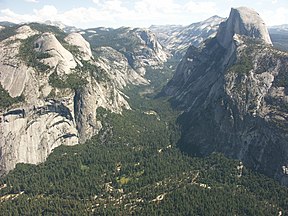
[0,24,150,176]
[163,7,288,184]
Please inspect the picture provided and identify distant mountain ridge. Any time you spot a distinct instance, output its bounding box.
[44,20,81,33]
[269,25,288,51]
[150,16,226,58]
[0,21,17,27]
[269,24,288,31]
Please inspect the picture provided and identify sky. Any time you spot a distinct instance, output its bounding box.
[0,0,287,28]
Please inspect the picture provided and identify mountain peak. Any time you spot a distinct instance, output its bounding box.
[216,7,272,48]
[203,15,225,23]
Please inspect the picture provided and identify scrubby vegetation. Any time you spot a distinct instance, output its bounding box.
[273,59,288,88]
[48,72,88,90]
[48,60,108,90]
[229,44,254,75]
[0,26,17,42]
[0,84,24,109]
[18,35,51,72]
[81,60,108,82]
[231,53,253,75]
[28,23,66,42]
[83,27,141,53]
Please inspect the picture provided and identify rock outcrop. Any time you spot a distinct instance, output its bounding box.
[0,25,79,175]
[0,26,37,98]
[93,46,148,88]
[0,100,79,175]
[82,27,170,76]
[163,7,288,185]
[129,28,170,76]
[64,33,93,61]
[149,25,184,45]
[0,23,149,176]
[35,32,77,75]
[75,46,148,143]
[216,7,272,48]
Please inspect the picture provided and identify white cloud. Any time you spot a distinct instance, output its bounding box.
[61,7,115,26]
[135,0,181,15]
[33,5,58,21]
[272,7,288,25]
[102,0,130,14]
[0,5,59,24]
[185,1,217,14]
[261,7,288,26]
[2,0,284,28]
[25,0,39,3]
[0,8,37,23]
[1,1,189,28]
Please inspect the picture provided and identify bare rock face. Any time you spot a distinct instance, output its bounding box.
[64,33,93,61]
[163,7,288,185]
[75,46,148,143]
[74,78,131,143]
[35,32,77,75]
[0,26,37,98]
[82,27,170,76]
[136,29,169,63]
[0,26,79,175]
[12,25,37,40]
[216,7,272,48]
[0,23,149,176]
[94,46,148,88]
[0,100,79,175]
[133,29,170,75]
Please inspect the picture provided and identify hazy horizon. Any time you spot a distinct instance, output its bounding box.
[0,0,287,28]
